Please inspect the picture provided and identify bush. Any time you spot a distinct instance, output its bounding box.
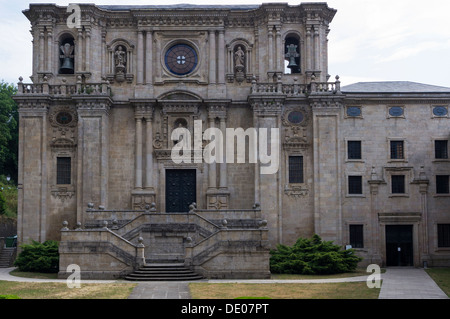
[270,234,362,275]
[14,240,59,273]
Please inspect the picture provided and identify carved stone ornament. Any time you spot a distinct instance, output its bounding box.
[284,185,308,197]
[51,186,75,202]
[49,106,78,128]
[281,106,309,127]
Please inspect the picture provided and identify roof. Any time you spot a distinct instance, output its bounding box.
[97,4,261,11]
[341,81,450,93]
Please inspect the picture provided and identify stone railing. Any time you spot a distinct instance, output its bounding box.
[250,75,341,96]
[59,203,271,279]
[58,221,145,279]
[16,76,111,97]
[185,227,270,279]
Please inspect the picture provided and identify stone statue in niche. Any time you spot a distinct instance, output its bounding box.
[234,46,245,83]
[114,46,127,82]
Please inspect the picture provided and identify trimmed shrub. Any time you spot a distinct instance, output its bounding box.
[14,240,59,273]
[270,234,362,275]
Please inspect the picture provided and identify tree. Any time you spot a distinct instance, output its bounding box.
[0,81,18,183]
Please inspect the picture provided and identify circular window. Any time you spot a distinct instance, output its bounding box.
[433,106,448,117]
[56,111,73,125]
[287,111,304,124]
[164,44,198,76]
[389,106,404,117]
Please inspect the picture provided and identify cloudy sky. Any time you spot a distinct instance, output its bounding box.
[1,0,449,88]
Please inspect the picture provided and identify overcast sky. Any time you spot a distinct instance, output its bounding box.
[1,0,449,88]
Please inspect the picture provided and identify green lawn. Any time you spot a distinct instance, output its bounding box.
[425,267,450,297]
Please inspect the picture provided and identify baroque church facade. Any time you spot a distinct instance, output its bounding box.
[14,3,450,279]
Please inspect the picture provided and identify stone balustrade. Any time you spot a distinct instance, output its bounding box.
[16,76,111,96]
[251,75,341,96]
[58,202,270,279]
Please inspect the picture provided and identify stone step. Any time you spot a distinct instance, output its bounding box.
[124,262,203,281]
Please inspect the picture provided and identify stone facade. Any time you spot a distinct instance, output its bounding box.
[13,3,450,278]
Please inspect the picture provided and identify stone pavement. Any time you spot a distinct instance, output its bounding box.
[0,266,448,299]
[378,267,448,299]
[127,282,192,299]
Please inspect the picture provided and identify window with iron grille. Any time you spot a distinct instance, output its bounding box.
[390,141,404,159]
[348,141,361,160]
[288,156,304,183]
[348,176,362,194]
[438,224,450,247]
[435,140,448,159]
[391,175,405,194]
[57,157,71,185]
[436,175,450,194]
[349,225,364,248]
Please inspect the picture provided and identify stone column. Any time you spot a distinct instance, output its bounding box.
[209,30,216,84]
[145,115,153,189]
[314,25,320,71]
[135,117,143,189]
[145,31,153,85]
[77,28,83,72]
[275,25,282,72]
[368,171,383,265]
[101,30,107,78]
[219,117,227,188]
[208,117,217,189]
[85,27,91,73]
[131,101,156,210]
[267,26,274,71]
[305,26,312,72]
[39,27,45,73]
[217,30,225,85]
[46,27,53,73]
[417,166,430,265]
[137,31,144,84]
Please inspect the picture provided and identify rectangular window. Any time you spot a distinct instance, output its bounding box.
[288,156,304,183]
[438,224,450,248]
[390,141,404,159]
[348,141,362,160]
[436,175,450,194]
[435,140,448,159]
[57,157,71,185]
[349,225,364,248]
[391,175,405,194]
[348,176,362,194]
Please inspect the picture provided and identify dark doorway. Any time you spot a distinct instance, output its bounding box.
[165,169,196,213]
[385,225,413,266]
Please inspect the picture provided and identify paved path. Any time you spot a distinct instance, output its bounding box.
[0,267,448,299]
[378,267,448,299]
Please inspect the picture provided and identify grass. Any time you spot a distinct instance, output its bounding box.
[189,282,380,299]
[425,267,450,297]
[0,280,137,299]
[9,269,59,279]
[270,267,380,280]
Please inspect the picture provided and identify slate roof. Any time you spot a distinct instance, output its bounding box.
[341,81,450,93]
